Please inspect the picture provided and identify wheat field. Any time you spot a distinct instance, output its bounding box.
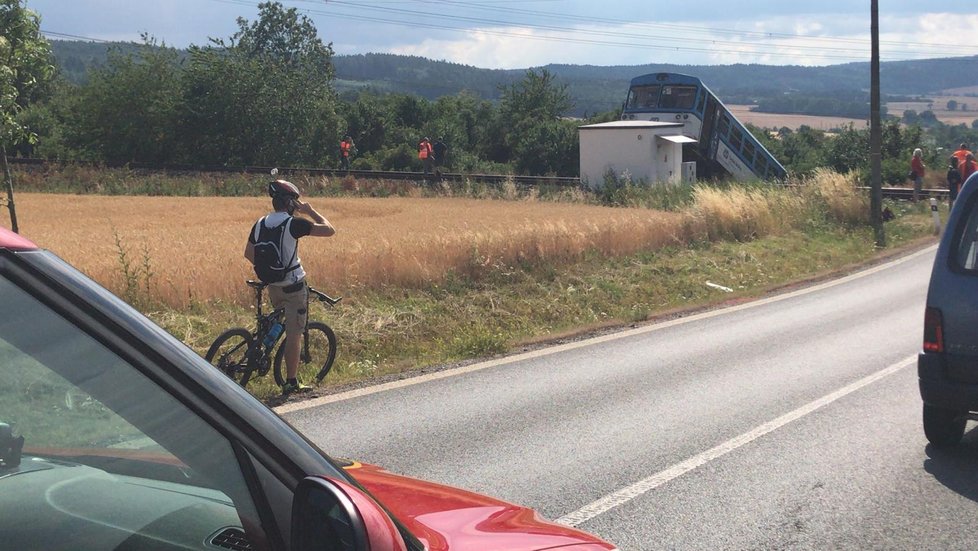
[3,193,686,308]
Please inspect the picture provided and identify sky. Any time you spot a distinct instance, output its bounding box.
[24,0,978,69]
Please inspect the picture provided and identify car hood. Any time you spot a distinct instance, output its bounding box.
[345,461,614,551]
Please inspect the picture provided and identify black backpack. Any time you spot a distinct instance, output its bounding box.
[252,216,299,284]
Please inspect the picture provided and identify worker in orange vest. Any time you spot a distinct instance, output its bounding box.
[339,135,354,171]
[418,137,434,179]
[953,143,973,180]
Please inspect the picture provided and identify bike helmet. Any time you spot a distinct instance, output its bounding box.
[268,179,300,199]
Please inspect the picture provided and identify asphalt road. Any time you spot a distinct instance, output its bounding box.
[281,244,978,550]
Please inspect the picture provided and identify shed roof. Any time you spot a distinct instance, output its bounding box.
[656,134,698,144]
[578,120,684,130]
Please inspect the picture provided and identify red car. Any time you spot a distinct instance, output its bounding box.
[0,227,616,551]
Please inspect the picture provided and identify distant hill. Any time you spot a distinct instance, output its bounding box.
[50,40,978,117]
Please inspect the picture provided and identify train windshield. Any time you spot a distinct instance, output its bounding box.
[659,85,698,109]
[627,85,661,109]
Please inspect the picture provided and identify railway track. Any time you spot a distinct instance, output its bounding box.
[6,157,577,188]
[7,157,948,199]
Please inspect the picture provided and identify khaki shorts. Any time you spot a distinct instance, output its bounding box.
[267,282,308,336]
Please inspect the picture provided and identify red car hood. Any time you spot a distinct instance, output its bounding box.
[345,461,614,551]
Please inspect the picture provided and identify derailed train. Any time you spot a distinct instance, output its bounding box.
[621,72,787,182]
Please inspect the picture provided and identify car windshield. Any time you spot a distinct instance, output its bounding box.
[0,274,267,550]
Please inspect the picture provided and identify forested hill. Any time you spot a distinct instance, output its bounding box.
[51,40,978,117]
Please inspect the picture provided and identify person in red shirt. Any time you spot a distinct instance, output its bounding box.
[910,148,926,202]
[962,153,978,187]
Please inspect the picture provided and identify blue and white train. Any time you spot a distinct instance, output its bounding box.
[621,72,787,182]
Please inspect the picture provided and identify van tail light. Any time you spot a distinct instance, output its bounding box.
[923,307,944,353]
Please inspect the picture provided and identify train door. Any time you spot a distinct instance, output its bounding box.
[700,95,719,159]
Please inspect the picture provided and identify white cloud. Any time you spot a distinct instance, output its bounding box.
[382,13,978,70]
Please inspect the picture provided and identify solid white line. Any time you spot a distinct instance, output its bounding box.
[275,245,935,415]
[555,355,917,527]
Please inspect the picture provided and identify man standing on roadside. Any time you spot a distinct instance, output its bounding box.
[245,180,335,394]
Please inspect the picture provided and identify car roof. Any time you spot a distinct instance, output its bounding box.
[0,226,37,250]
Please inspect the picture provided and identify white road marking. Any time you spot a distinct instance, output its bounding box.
[275,245,934,415]
[555,355,916,527]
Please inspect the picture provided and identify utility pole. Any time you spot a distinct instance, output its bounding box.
[870,0,885,247]
[1,146,18,234]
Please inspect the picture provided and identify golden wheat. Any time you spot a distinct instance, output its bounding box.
[4,194,684,307]
[3,171,866,309]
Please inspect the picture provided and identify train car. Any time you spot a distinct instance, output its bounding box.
[621,72,787,182]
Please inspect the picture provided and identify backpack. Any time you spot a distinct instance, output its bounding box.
[252,216,299,284]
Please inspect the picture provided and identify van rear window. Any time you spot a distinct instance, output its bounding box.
[954,200,978,270]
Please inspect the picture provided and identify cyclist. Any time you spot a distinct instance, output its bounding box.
[244,180,335,394]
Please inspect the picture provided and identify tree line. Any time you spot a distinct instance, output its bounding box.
[6,0,978,186]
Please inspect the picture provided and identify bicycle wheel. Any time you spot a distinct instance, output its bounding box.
[273,322,338,386]
[205,328,256,388]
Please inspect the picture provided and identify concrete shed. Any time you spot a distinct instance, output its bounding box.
[578,120,697,188]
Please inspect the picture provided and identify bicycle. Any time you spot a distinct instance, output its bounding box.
[205,280,341,388]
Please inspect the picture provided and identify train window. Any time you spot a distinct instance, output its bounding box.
[627,85,661,109]
[660,86,697,109]
[695,91,706,113]
[730,128,744,151]
[743,141,756,165]
[718,114,731,137]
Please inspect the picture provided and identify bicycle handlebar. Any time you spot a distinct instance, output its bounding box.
[309,287,342,306]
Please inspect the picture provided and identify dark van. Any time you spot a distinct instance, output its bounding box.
[920,173,978,446]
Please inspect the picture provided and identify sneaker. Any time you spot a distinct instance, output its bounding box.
[281,380,313,395]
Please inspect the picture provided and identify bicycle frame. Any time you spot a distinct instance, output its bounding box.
[299,287,340,360]
[246,281,286,376]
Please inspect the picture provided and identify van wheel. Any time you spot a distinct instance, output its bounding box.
[923,404,967,447]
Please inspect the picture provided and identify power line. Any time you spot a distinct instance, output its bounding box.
[272,0,958,62]
[42,30,111,43]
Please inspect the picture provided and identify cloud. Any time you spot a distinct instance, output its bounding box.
[381,13,978,70]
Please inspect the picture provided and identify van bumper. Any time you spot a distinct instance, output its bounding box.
[919,352,978,412]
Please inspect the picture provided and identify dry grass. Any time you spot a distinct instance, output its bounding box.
[2,171,868,310]
[805,168,870,226]
[4,194,684,307]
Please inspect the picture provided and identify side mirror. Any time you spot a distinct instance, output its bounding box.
[292,476,407,551]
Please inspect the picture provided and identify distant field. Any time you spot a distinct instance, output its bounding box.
[4,194,683,308]
[726,105,867,130]
[888,94,978,127]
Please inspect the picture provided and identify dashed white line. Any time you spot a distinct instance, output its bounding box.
[556,355,916,527]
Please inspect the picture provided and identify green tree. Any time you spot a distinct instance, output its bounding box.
[180,1,340,166]
[67,36,182,163]
[492,69,575,175]
[0,0,54,232]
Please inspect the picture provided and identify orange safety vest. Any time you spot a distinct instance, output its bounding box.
[954,149,972,178]
[418,141,431,160]
[340,140,351,157]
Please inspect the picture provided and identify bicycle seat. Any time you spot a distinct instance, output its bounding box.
[246,280,267,290]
